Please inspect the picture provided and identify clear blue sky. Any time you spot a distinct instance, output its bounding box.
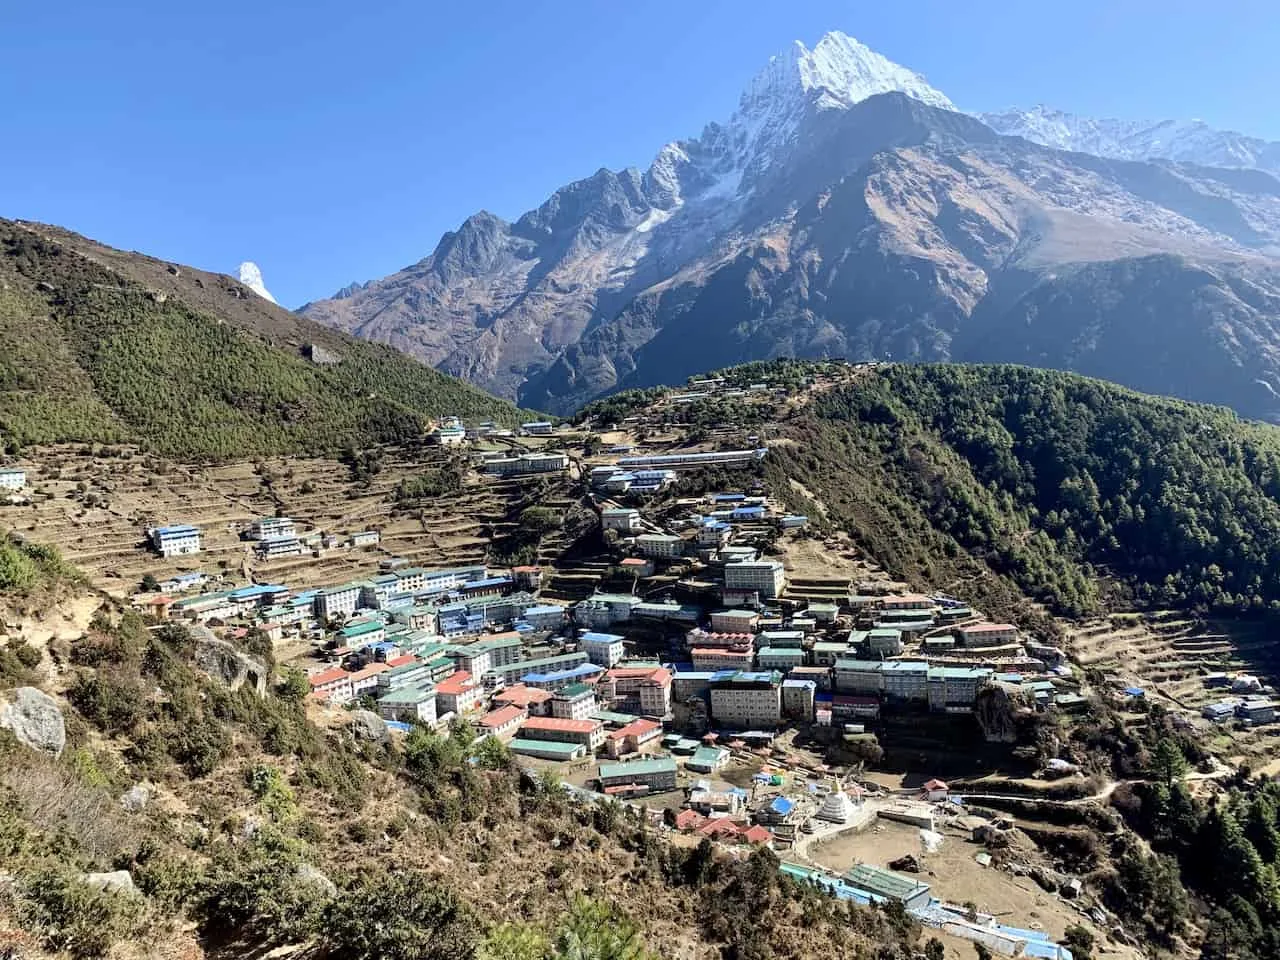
[4,0,1277,307]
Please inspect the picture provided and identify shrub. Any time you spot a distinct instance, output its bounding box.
[17,866,145,960]
[322,872,478,960]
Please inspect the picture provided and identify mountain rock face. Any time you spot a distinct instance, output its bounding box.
[301,31,1280,421]
[236,261,277,304]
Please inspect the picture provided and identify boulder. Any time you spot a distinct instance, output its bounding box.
[1029,865,1059,893]
[295,862,337,898]
[350,710,389,743]
[83,870,135,895]
[975,682,1030,744]
[0,686,66,755]
[192,633,267,696]
[888,853,921,873]
[119,782,155,812]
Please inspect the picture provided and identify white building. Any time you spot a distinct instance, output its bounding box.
[580,631,626,667]
[256,535,305,559]
[636,534,684,559]
[724,560,785,599]
[309,667,355,704]
[316,582,362,621]
[550,683,597,720]
[523,603,567,631]
[709,674,782,728]
[248,516,295,540]
[435,671,484,715]
[485,452,569,476]
[377,685,437,725]
[697,521,732,548]
[350,530,380,548]
[956,623,1019,648]
[430,424,468,446]
[601,508,641,533]
[148,524,202,558]
[0,469,27,491]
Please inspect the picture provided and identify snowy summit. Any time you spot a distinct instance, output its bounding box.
[236,261,277,304]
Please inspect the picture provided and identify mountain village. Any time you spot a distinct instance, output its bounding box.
[1,368,1176,958]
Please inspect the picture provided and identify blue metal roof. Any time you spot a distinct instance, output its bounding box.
[521,663,604,684]
[465,576,513,588]
[770,796,795,815]
[229,584,286,600]
[154,524,199,535]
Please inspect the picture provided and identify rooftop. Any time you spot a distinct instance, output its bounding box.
[522,717,600,734]
[844,864,930,902]
[509,738,584,757]
[609,718,662,740]
[435,671,477,695]
[479,705,526,728]
[597,757,677,781]
[495,685,553,707]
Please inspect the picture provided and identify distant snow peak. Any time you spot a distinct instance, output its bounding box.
[236,261,276,304]
[981,105,1280,174]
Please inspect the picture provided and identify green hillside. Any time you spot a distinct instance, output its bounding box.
[772,362,1280,626]
[0,221,530,459]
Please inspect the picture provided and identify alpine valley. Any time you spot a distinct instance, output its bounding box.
[300,31,1280,420]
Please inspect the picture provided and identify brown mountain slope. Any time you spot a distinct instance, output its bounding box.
[0,220,529,458]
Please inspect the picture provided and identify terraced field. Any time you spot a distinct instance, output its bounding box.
[0,445,576,597]
[1068,611,1280,760]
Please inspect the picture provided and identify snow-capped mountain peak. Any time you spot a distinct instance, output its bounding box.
[652,31,956,210]
[236,261,277,304]
[748,31,954,113]
[980,105,1280,174]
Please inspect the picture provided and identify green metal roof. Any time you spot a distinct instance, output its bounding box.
[834,659,885,672]
[556,683,594,699]
[378,685,435,705]
[468,634,523,651]
[591,710,640,727]
[597,757,677,781]
[844,864,930,901]
[509,738,584,758]
[341,620,383,637]
[689,745,728,765]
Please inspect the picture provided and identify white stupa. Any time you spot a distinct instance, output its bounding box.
[816,790,856,824]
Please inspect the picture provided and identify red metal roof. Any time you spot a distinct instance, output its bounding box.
[495,684,553,706]
[608,718,663,740]
[349,662,391,681]
[522,716,600,734]
[385,653,417,668]
[479,705,526,728]
[698,818,742,837]
[674,809,706,830]
[435,670,476,695]
[309,667,350,687]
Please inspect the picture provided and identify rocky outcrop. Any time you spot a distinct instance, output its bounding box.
[120,782,155,812]
[83,870,136,895]
[350,710,389,743]
[0,686,66,755]
[295,862,337,898]
[975,682,1031,744]
[192,632,267,696]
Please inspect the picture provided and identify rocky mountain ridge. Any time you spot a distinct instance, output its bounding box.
[300,31,1280,421]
